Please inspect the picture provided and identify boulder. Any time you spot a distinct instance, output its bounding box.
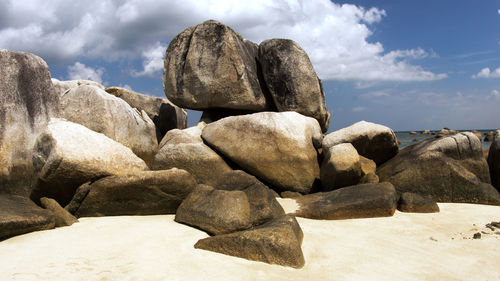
[194,215,305,268]
[201,112,322,194]
[484,131,496,142]
[258,39,330,132]
[292,182,398,220]
[397,192,440,213]
[488,130,500,191]
[421,130,431,135]
[163,20,271,111]
[40,197,78,227]
[60,85,158,165]
[0,195,55,239]
[152,122,233,185]
[360,156,377,176]
[31,118,148,206]
[105,86,187,141]
[359,173,379,184]
[0,50,59,196]
[320,143,362,190]
[471,130,483,141]
[322,121,398,165]
[75,169,197,217]
[377,132,500,205]
[52,78,104,96]
[280,191,303,198]
[199,109,255,124]
[64,182,91,215]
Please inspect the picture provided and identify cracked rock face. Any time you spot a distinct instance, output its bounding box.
[377,132,500,205]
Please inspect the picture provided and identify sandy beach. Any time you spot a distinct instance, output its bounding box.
[0,200,499,281]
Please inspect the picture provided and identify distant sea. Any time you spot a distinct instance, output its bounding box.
[395,130,497,150]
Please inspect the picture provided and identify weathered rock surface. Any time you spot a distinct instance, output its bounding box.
[164,20,271,111]
[397,192,440,213]
[0,50,59,196]
[360,156,377,176]
[105,86,187,141]
[259,39,330,132]
[64,183,91,215]
[487,130,500,191]
[75,169,197,217]
[322,121,399,165]
[292,182,398,220]
[202,112,322,194]
[40,197,78,227]
[320,143,362,190]
[359,173,380,184]
[377,132,500,205]
[152,122,233,185]
[60,85,158,165]
[194,215,304,268]
[0,195,55,239]
[31,118,148,206]
[52,78,104,96]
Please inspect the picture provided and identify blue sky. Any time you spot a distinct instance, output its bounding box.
[1,0,499,132]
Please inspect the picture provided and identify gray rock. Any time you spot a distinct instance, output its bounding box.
[201,112,322,194]
[259,39,330,132]
[52,78,104,96]
[40,197,78,227]
[0,195,55,239]
[487,130,500,191]
[378,132,500,205]
[163,20,271,111]
[292,182,398,220]
[0,50,59,197]
[320,143,362,190]
[75,169,197,217]
[397,192,440,213]
[194,215,305,268]
[322,121,399,165]
[31,118,148,206]
[152,122,233,185]
[60,85,158,166]
[105,86,187,141]
[64,182,91,215]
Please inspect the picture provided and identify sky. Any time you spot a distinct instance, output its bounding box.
[1,0,499,132]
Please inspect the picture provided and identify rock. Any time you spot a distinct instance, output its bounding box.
[437,128,458,136]
[202,112,322,194]
[258,39,330,132]
[175,183,284,235]
[471,130,483,141]
[208,170,269,191]
[322,121,398,165]
[194,215,304,268]
[199,109,255,124]
[105,86,187,141]
[64,182,91,215]
[163,20,271,111]
[397,192,440,213]
[320,143,362,190]
[292,182,398,220]
[40,197,78,227]
[378,132,500,205]
[31,118,148,206]
[421,130,431,135]
[473,232,481,239]
[410,131,417,135]
[0,50,59,196]
[488,130,500,191]
[152,122,233,185]
[359,173,379,184]
[280,191,303,198]
[60,85,158,165]
[360,156,377,176]
[75,169,197,217]
[484,131,496,142]
[52,78,104,96]
[0,195,55,239]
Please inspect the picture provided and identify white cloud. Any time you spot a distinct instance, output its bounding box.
[352,106,367,112]
[489,89,500,100]
[0,0,445,82]
[131,42,166,77]
[498,9,500,15]
[472,67,500,78]
[67,62,104,84]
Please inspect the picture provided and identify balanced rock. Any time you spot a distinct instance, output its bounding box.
[152,122,233,185]
[195,215,305,268]
[105,86,187,141]
[52,78,104,96]
[0,50,59,196]
[488,130,500,191]
[164,20,270,111]
[40,197,78,227]
[0,195,55,239]
[378,132,500,205]
[322,121,398,165]
[292,182,398,220]
[75,169,197,217]
[320,143,362,190]
[397,192,440,213]
[259,39,330,132]
[201,112,322,194]
[60,85,158,165]
[31,118,148,206]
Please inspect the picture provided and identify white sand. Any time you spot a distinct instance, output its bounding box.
[0,202,499,281]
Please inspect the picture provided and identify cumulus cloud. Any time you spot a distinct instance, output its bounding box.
[132,42,167,77]
[472,67,500,78]
[67,62,104,84]
[0,0,445,82]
